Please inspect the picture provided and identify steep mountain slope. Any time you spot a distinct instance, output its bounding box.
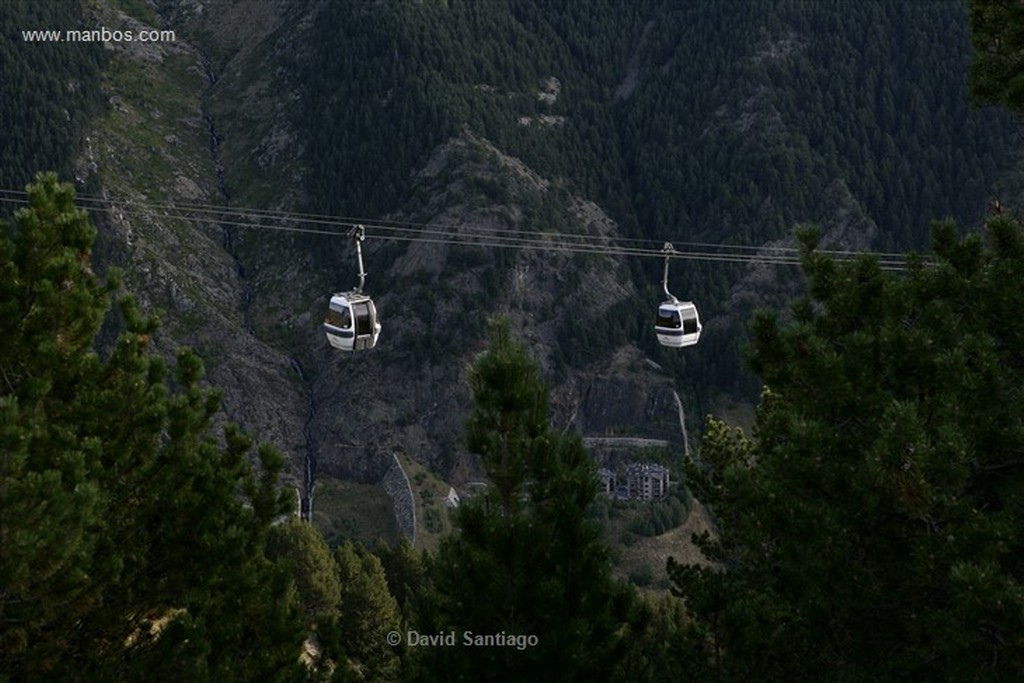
[5,0,1020,545]
[294,0,1020,406]
[307,128,642,481]
[66,0,314,497]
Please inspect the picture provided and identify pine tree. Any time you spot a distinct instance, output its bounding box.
[0,172,113,675]
[0,173,307,681]
[332,542,401,682]
[670,220,1024,680]
[610,593,694,683]
[266,518,343,624]
[375,537,428,619]
[968,0,1024,112]
[413,318,629,682]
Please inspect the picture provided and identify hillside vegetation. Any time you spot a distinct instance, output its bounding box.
[3,1,1024,678]
[297,0,1018,410]
[0,2,104,189]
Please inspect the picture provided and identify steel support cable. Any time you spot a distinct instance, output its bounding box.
[0,188,663,248]
[0,193,913,270]
[0,188,923,259]
[83,201,814,265]
[0,191,920,270]
[0,188,918,263]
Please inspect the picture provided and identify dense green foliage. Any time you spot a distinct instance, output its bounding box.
[303,0,1012,246]
[670,217,1024,680]
[298,0,1018,410]
[621,1,1012,249]
[266,519,343,624]
[0,2,105,188]
[333,542,402,681]
[0,174,307,681]
[261,522,406,681]
[626,489,690,538]
[609,593,694,682]
[968,0,1024,112]
[301,0,632,219]
[412,319,632,681]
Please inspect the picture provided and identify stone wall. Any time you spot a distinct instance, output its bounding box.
[381,452,416,543]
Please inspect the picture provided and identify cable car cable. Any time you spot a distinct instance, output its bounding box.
[0,190,925,270]
[0,188,926,260]
[0,189,921,264]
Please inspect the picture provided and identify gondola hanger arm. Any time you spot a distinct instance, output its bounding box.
[662,242,678,303]
[350,224,367,293]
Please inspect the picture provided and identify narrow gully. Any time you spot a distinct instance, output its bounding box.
[193,43,319,509]
[290,358,318,521]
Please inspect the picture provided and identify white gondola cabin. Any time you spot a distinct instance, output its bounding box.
[324,292,381,351]
[324,224,381,351]
[655,242,702,348]
[655,301,701,348]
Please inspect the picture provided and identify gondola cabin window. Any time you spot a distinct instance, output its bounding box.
[326,307,351,329]
[657,307,682,329]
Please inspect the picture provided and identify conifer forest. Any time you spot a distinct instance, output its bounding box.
[2,1,1024,680]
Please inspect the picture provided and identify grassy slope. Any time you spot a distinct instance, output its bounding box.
[311,475,401,549]
[607,499,715,592]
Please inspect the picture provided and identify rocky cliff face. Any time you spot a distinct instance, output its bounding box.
[78,5,676,497]
[304,127,642,486]
[78,0,694,532]
[80,0,317,495]
[553,346,687,442]
[46,0,1022,548]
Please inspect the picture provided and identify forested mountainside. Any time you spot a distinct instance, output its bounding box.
[6,0,1015,475]
[2,0,1019,529]
[2,0,1020,538]
[306,0,1013,246]
[0,2,104,189]
[5,0,1024,679]
[299,0,1018,400]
